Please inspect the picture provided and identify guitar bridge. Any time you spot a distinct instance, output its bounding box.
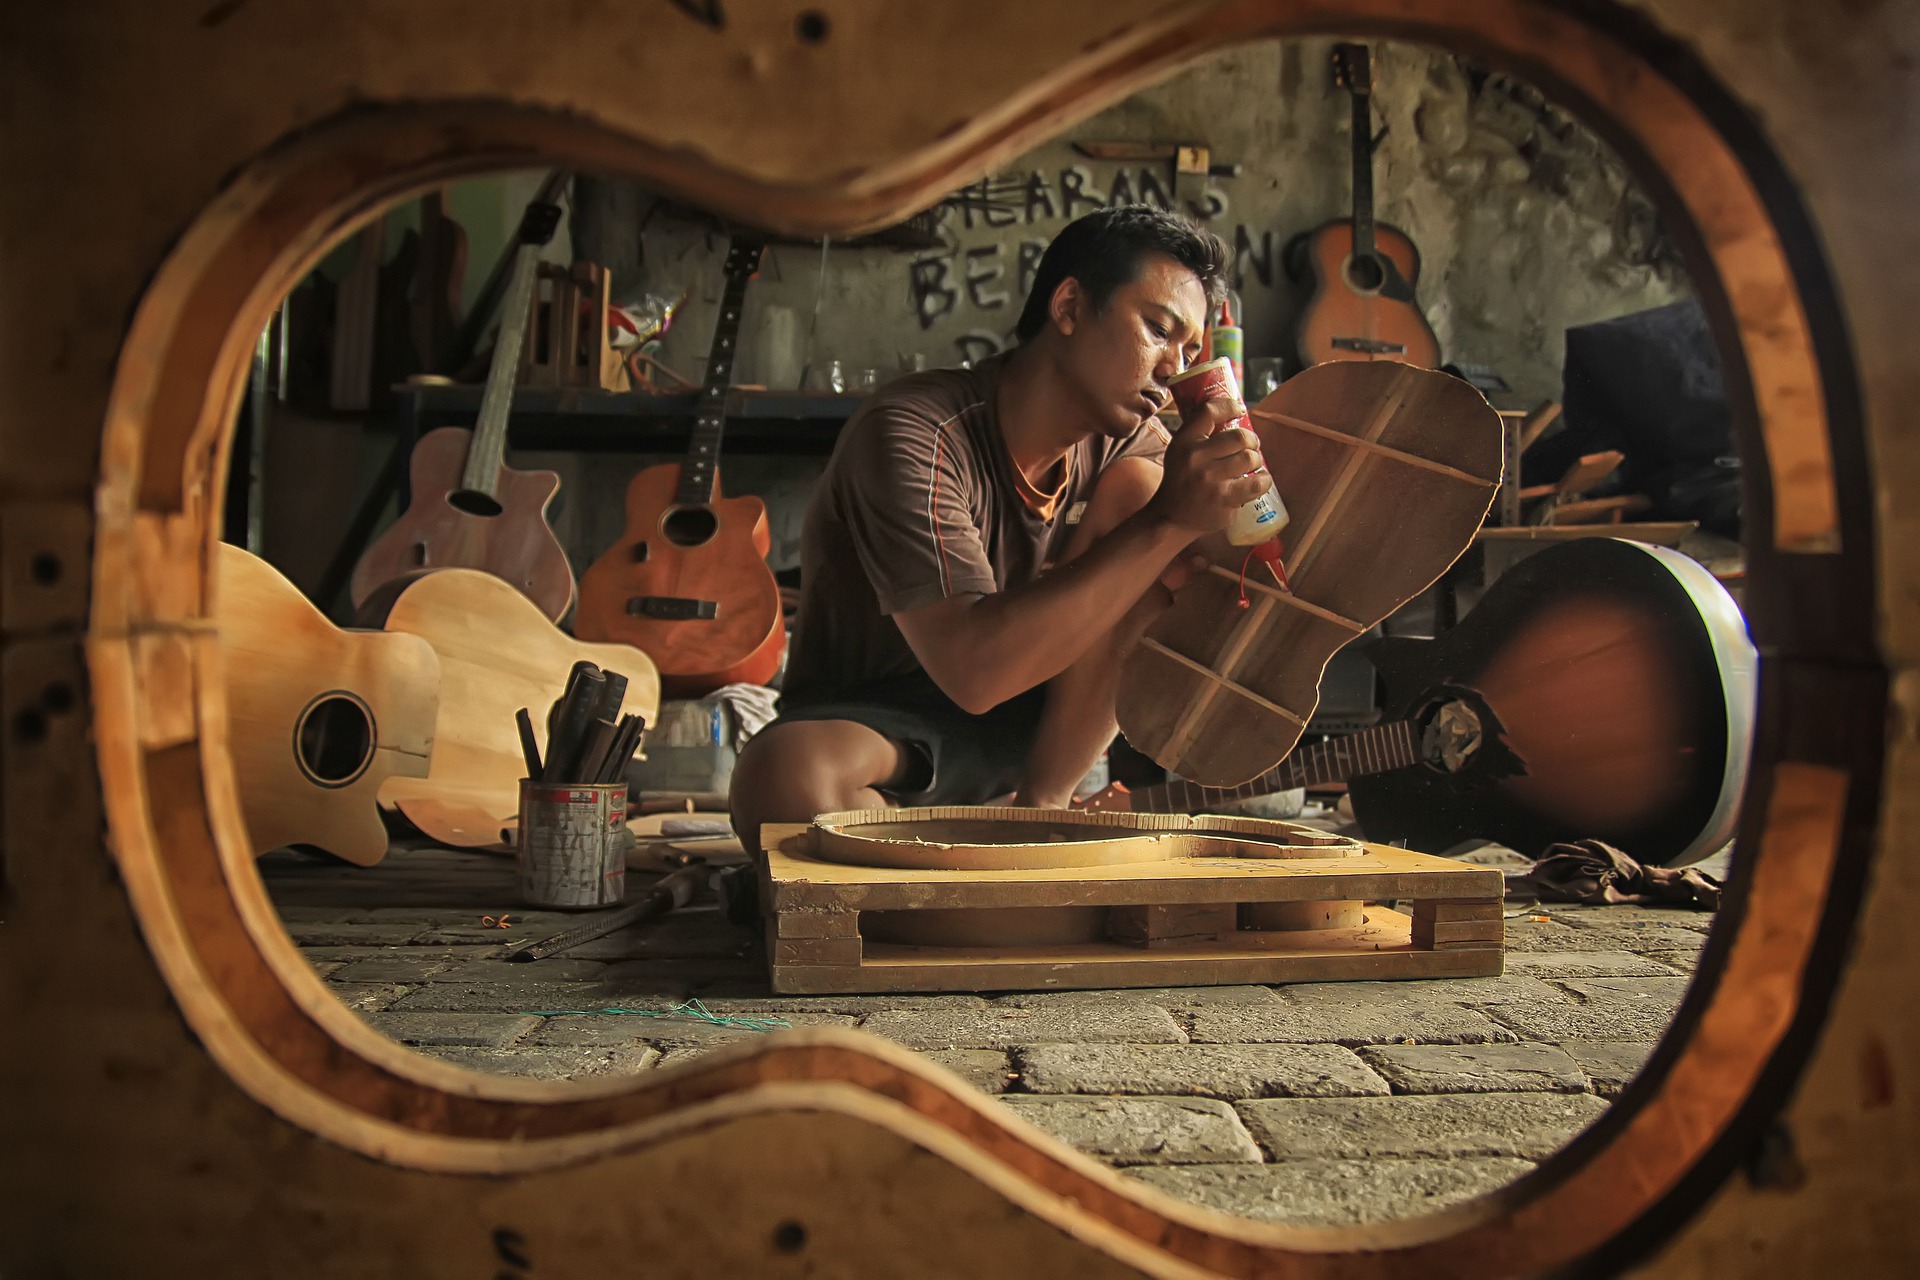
[1332,336,1407,354]
[628,596,719,621]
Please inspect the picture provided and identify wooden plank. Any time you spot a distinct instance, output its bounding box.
[770,941,1503,995]
[766,848,1502,914]
[774,911,862,939]
[1412,918,1504,945]
[1108,902,1237,948]
[1414,900,1504,922]
[770,934,864,966]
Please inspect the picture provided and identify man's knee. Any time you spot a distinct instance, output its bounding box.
[730,719,898,823]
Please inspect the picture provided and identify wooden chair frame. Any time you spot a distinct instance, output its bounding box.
[1,0,1899,1274]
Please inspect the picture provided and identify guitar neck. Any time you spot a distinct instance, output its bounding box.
[1349,85,1376,263]
[675,236,763,509]
[461,196,563,496]
[1131,719,1421,815]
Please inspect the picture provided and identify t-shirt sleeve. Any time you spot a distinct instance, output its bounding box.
[836,401,998,615]
[1110,418,1171,468]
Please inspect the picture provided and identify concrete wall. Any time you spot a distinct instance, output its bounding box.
[625,35,1690,410]
[273,35,1692,589]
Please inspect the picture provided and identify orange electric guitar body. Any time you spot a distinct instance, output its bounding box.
[573,236,785,697]
[1295,43,1442,370]
[575,462,784,696]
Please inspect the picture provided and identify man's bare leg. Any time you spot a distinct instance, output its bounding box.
[728,719,912,856]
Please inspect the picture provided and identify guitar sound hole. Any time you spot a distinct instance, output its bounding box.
[295,693,375,788]
[1345,253,1386,293]
[661,506,719,548]
[448,489,504,517]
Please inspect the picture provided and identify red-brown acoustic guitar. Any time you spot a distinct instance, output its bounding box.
[573,236,785,697]
[349,182,577,624]
[1295,44,1442,369]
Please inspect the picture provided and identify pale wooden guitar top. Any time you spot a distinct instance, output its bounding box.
[369,568,661,848]
[214,544,439,866]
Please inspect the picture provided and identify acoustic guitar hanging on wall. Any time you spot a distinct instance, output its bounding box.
[1295,43,1442,369]
[348,175,577,624]
[574,235,785,697]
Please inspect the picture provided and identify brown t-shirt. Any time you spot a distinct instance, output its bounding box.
[785,354,1168,705]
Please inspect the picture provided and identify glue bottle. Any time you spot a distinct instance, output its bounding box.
[1166,356,1291,594]
[1210,295,1244,389]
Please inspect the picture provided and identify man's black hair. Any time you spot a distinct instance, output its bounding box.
[1013,205,1229,343]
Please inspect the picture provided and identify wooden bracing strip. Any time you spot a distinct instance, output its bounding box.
[1202,562,1366,630]
[1138,637,1309,729]
[1285,364,1418,581]
[1254,406,1501,488]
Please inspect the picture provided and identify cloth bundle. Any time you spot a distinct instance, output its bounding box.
[1525,839,1723,910]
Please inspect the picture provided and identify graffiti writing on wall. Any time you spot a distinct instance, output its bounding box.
[910,163,1279,362]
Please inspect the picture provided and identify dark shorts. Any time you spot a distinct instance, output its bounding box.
[773,672,1047,806]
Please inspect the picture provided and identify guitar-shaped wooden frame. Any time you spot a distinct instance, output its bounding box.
[574,235,785,697]
[349,177,577,623]
[1295,43,1442,368]
[1095,537,1756,867]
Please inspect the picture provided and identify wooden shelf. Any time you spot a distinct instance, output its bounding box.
[398,384,867,455]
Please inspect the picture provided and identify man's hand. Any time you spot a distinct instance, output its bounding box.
[1145,394,1272,536]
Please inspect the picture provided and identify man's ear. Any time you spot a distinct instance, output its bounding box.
[1048,276,1084,337]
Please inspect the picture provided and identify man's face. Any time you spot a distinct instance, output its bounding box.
[1051,251,1209,438]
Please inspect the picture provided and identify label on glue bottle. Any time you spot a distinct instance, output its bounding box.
[1166,357,1290,547]
[1227,483,1288,547]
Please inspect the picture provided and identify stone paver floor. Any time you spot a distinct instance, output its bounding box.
[262,839,1719,1228]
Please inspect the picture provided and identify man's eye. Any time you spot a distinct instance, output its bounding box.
[1148,323,1170,340]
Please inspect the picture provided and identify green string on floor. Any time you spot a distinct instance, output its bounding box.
[521,996,790,1033]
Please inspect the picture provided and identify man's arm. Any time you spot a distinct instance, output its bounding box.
[1013,454,1168,806]
[894,400,1266,714]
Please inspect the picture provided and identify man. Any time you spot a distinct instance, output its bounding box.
[729,206,1270,851]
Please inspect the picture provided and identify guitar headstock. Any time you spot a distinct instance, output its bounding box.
[1332,43,1373,97]
[518,200,564,247]
[724,237,767,281]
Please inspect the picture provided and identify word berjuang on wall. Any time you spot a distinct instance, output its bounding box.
[910,164,1270,364]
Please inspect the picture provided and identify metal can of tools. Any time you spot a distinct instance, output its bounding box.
[516,780,628,909]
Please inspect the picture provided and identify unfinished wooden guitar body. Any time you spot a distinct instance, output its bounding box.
[360,568,661,848]
[1119,360,1503,785]
[214,544,438,865]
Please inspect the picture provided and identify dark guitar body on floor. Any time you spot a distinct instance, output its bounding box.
[1348,538,1752,863]
[1095,538,1755,867]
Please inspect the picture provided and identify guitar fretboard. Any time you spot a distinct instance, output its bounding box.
[1343,49,1377,265]
[674,237,763,509]
[1136,719,1420,815]
[461,198,563,497]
